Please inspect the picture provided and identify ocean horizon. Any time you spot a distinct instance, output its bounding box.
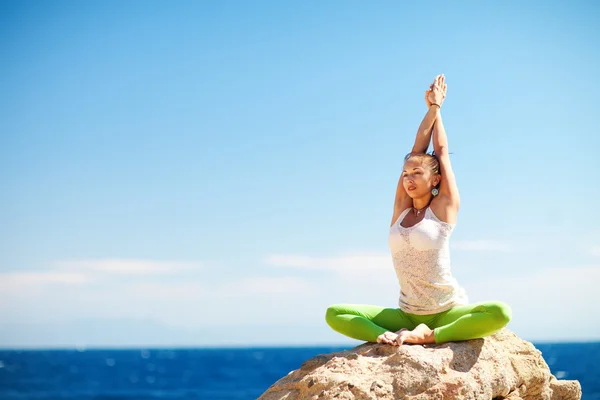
[0,341,598,399]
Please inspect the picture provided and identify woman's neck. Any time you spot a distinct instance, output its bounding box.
[413,195,432,210]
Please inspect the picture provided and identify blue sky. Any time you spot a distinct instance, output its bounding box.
[1,0,599,348]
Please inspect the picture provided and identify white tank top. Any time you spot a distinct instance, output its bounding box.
[388,206,468,315]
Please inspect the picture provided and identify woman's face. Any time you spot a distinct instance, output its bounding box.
[402,158,438,198]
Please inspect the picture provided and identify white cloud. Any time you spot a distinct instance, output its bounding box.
[55,259,201,275]
[264,252,391,273]
[0,272,91,286]
[451,240,513,252]
[0,259,202,293]
[222,277,317,296]
[119,276,315,301]
[463,265,600,341]
[0,259,320,331]
[0,259,206,322]
[4,252,599,346]
[263,252,404,317]
[589,245,600,257]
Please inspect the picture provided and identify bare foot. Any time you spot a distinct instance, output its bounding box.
[394,324,435,345]
[377,328,409,346]
[376,331,398,345]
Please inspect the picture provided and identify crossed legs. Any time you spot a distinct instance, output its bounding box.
[325,301,511,345]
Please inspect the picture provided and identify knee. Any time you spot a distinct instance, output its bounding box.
[325,304,342,327]
[487,301,512,327]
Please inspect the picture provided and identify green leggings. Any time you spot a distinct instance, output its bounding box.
[325,301,511,344]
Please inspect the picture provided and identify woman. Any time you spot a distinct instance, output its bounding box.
[325,75,511,346]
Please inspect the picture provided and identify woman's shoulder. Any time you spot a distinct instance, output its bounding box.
[390,205,413,228]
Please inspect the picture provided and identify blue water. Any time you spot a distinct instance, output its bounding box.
[0,343,597,399]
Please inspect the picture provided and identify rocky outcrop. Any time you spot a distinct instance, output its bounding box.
[259,329,581,400]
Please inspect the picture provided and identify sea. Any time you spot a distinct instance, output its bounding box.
[0,342,598,399]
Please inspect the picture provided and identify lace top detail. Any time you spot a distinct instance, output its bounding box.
[388,206,468,315]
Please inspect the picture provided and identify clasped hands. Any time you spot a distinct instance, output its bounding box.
[425,74,447,108]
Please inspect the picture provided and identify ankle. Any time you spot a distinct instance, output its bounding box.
[423,328,436,344]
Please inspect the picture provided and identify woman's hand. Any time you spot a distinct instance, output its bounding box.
[376,331,399,345]
[427,74,447,107]
[424,83,434,108]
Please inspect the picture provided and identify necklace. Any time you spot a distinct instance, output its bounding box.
[413,205,428,216]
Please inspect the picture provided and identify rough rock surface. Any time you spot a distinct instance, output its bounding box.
[258,329,581,400]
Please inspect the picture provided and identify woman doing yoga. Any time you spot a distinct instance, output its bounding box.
[325,75,511,346]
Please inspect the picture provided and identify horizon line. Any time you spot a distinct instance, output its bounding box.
[1,338,599,351]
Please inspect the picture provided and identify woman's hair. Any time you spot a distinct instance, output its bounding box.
[404,151,440,176]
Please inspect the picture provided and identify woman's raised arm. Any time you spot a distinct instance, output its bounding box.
[431,94,460,209]
[411,100,438,153]
[391,86,439,226]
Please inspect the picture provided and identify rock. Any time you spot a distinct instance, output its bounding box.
[258,329,581,400]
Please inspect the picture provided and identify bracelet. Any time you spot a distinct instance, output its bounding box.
[430,103,441,109]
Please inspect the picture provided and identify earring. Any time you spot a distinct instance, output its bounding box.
[431,188,439,196]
